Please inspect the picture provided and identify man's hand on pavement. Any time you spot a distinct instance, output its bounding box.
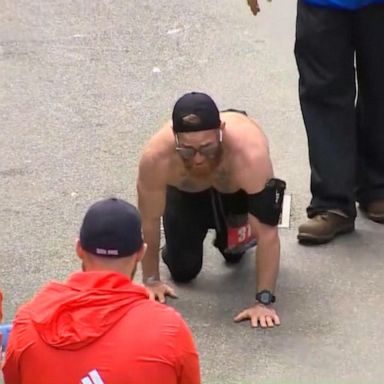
[145,279,178,303]
[234,302,280,328]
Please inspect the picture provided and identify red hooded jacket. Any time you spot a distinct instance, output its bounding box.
[3,271,200,384]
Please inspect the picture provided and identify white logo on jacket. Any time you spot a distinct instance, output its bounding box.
[81,369,105,384]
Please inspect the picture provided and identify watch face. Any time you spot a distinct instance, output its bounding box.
[260,291,271,304]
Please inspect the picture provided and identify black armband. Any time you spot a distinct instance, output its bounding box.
[248,178,286,226]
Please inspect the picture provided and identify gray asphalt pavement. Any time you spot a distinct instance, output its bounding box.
[1,1,384,383]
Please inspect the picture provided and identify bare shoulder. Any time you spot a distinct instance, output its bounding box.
[223,114,273,193]
[222,112,269,147]
[138,120,173,188]
[237,146,273,188]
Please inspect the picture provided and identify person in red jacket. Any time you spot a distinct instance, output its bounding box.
[2,198,200,384]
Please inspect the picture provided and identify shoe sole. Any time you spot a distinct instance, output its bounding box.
[363,212,384,224]
[297,224,355,245]
[359,205,384,224]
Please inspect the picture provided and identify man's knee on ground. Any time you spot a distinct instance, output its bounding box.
[162,247,202,282]
[167,261,202,283]
[170,267,201,283]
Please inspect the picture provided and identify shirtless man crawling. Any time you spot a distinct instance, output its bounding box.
[137,92,286,328]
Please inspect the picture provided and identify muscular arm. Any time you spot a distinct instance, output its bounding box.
[238,150,280,295]
[137,155,167,282]
[249,215,280,293]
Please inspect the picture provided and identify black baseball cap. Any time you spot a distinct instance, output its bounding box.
[80,198,143,258]
[172,92,221,133]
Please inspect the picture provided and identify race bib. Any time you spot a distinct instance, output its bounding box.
[227,223,255,251]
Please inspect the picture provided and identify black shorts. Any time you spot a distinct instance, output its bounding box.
[162,186,251,282]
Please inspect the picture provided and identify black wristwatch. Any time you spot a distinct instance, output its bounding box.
[255,290,276,305]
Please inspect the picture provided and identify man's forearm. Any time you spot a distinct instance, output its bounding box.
[141,219,162,281]
[255,234,280,293]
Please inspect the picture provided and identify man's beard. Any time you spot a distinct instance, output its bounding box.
[183,150,222,177]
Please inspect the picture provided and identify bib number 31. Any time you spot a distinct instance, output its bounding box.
[227,224,253,250]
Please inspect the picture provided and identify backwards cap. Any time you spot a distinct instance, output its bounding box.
[172,92,221,133]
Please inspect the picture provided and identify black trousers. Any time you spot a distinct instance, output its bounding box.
[162,186,249,282]
[294,1,384,218]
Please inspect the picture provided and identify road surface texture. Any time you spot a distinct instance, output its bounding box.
[1,1,383,383]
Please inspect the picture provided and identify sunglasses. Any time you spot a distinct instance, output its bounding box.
[175,130,223,160]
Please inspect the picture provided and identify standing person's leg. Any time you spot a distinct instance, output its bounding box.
[162,187,211,282]
[354,4,384,223]
[295,0,356,243]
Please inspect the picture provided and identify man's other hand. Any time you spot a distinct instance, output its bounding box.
[247,0,260,15]
[234,302,280,328]
[246,0,272,16]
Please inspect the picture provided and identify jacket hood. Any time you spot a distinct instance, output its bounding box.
[27,271,149,350]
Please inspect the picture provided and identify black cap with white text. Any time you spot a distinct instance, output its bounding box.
[80,198,143,258]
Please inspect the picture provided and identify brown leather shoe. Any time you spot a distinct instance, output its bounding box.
[360,200,384,223]
[297,212,355,245]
